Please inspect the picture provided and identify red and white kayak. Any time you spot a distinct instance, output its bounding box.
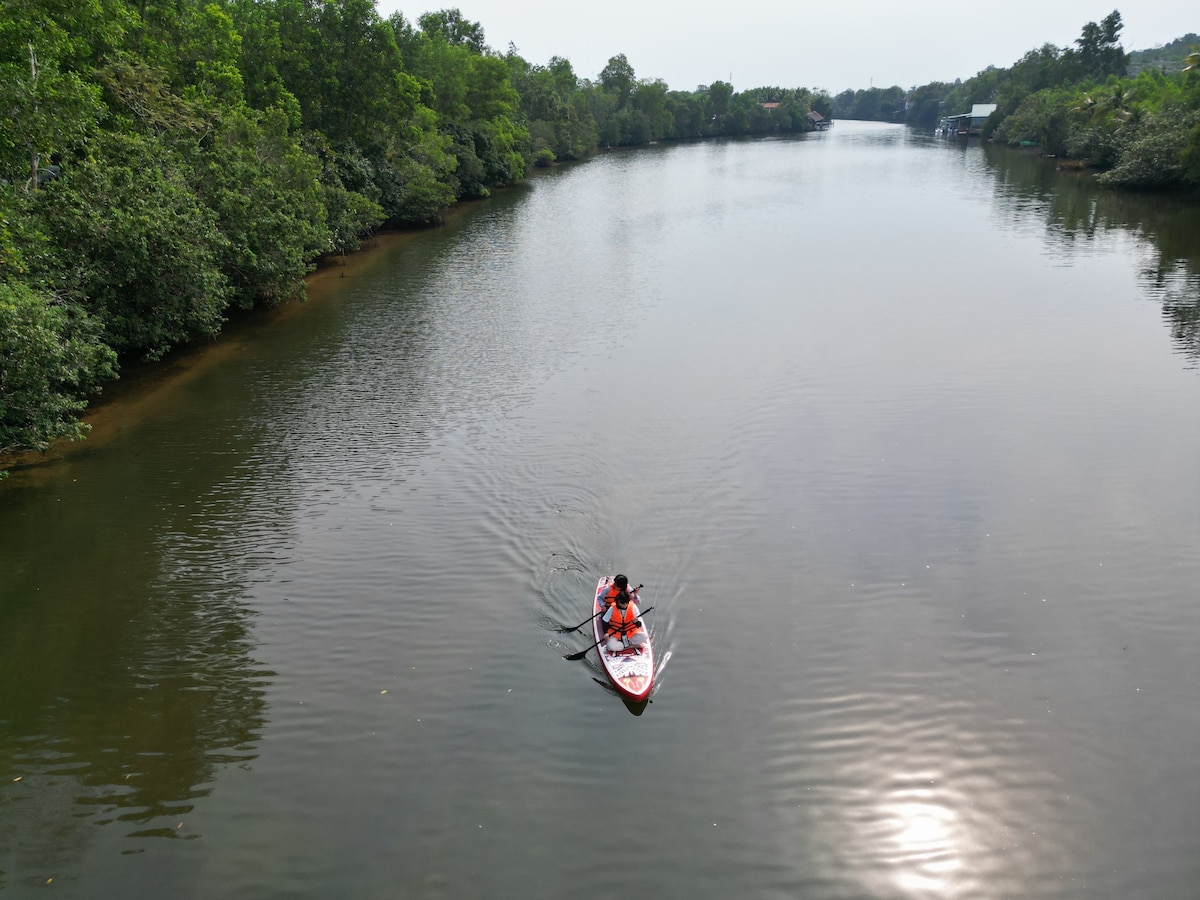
[592,577,654,702]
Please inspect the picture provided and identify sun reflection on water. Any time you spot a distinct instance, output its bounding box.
[789,692,1020,900]
[881,795,963,894]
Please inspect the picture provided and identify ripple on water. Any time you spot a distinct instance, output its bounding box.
[756,676,1104,898]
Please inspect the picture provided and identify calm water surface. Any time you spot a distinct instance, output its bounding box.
[3,122,1200,898]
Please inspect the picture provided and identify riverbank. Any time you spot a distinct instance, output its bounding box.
[0,174,550,479]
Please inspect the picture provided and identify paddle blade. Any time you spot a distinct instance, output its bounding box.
[563,649,590,661]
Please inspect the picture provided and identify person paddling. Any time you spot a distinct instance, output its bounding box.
[602,590,647,652]
[598,574,639,609]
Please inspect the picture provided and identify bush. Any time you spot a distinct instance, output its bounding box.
[1099,112,1195,189]
[0,282,116,454]
[36,132,231,360]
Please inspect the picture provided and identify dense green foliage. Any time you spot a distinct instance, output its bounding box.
[0,0,833,458]
[832,85,907,123]
[838,11,1200,193]
[0,280,115,454]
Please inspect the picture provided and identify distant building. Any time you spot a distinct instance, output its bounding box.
[760,101,781,112]
[938,103,996,136]
[807,110,830,130]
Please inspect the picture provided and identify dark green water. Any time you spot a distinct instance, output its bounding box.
[3,122,1200,898]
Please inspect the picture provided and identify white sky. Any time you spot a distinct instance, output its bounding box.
[374,0,1197,94]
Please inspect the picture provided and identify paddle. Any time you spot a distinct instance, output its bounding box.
[556,584,643,633]
[563,606,653,660]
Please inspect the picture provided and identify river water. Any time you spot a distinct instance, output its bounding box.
[2,122,1200,898]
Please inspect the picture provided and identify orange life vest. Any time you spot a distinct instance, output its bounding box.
[599,583,634,606]
[605,604,640,637]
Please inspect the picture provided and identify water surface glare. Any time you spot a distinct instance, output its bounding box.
[2,122,1200,899]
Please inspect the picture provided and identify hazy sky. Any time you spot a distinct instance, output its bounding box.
[374,0,1196,94]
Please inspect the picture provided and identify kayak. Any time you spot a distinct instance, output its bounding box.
[592,577,654,702]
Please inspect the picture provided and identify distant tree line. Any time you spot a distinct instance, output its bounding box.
[833,11,1200,192]
[1127,34,1200,76]
[1,0,833,458]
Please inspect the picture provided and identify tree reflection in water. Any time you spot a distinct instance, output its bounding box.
[0,441,276,880]
[980,141,1200,364]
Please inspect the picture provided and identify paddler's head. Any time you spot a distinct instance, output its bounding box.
[616,591,630,607]
[614,574,628,590]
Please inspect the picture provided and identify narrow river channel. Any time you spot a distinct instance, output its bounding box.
[3,121,1200,898]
